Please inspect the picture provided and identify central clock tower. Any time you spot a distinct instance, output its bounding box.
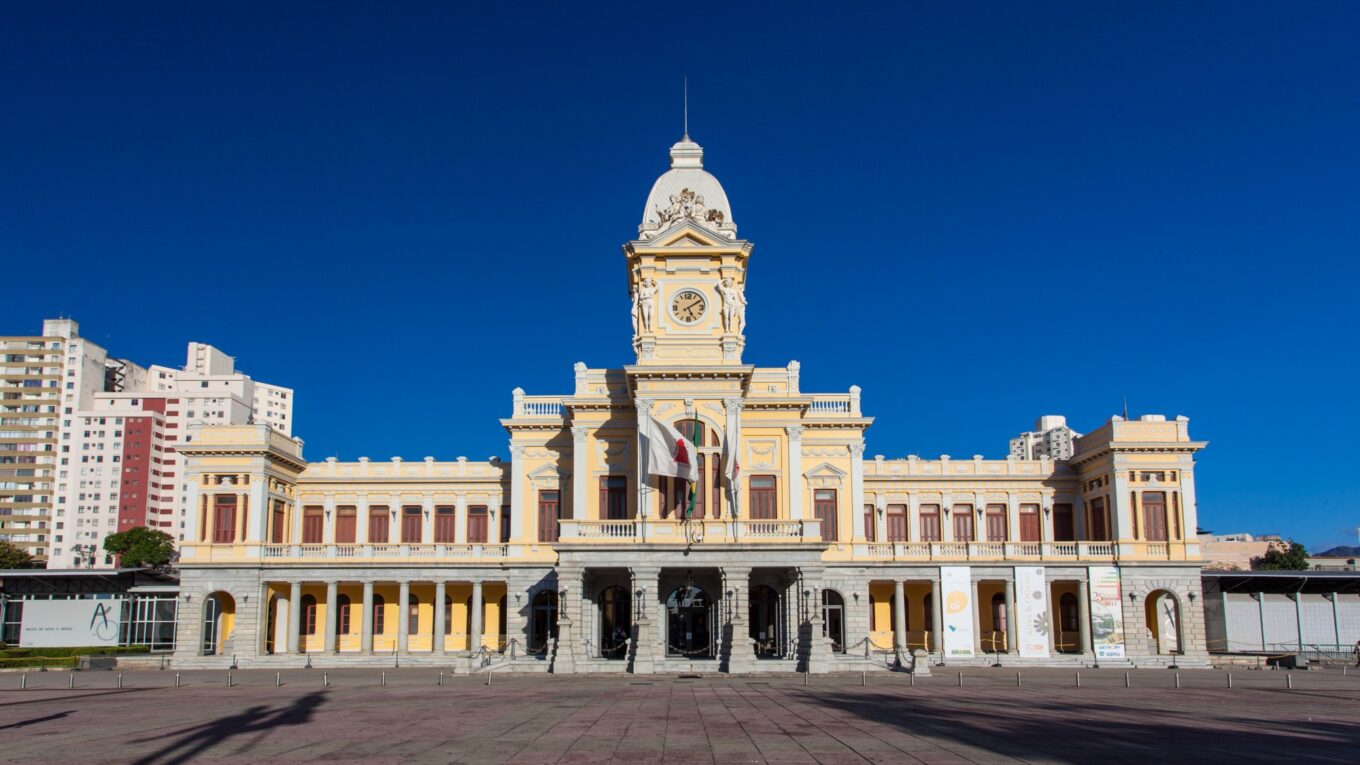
[624,135,752,365]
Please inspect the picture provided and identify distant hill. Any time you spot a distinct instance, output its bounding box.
[1315,545,1360,557]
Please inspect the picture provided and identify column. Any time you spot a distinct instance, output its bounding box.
[323,581,338,653]
[455,496,468,545]
[433,580,447,654]
[469,580,485,652]
[1004,577,1017,654]
[1257,592,1267,651]
[931,578,943,657]
[397,581,410,652]
[388,501,399,544]
[357,497,370,544]
[850,444,866,540]
[286,581,302,654]
[723,397,744,519]
[971,578,983,653]
[183,471,201,542]
[1329,592,1341,645]
[361,581,374,653]
[722,566,755,673]
[786,426,804,520]
[422,493,435,545]
[248,479,268,542]
[1077,580,1093,655]
[629,567,660,673]
[878,497,889,544]
[235,493,246,543]
[892,580,907,653]
[572,426,589,520]
[509,444,525,542]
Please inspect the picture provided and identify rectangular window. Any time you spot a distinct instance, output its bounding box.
[501,505,511,544]
[335,506,356,544]
[1054,502,1076,541]
[749,475,777,519]
[919,504,941,542]
[863,504,876,542]
[1019,503,1041,542]
[1142,491,1168,542]
[467,505,488,543]
[368,507,389,544]
[302,506,323,544]
[212,495,235,543]
[538,491,560,543]
[985,503,1007,542]
[271,500,287,543]
[814,489,837,541]
[886,504,907,542]
[400,505,422,543]
[599,476,628,520]
[952,505,975,542]
[434,506,455,543]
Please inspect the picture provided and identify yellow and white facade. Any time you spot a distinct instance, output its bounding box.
[173,136,1210,671]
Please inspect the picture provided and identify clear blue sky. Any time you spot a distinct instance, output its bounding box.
[3,3,1357,551]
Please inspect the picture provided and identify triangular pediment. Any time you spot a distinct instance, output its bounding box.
[804,461,848,480]
[528,464,563,480]
[650,220,728,248]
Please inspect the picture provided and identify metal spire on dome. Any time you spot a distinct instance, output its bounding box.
[683,76,689,140]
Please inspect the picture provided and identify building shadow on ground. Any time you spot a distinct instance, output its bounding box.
[0,711,71,730]
[128,691,326,765]
[800,688,1357,762]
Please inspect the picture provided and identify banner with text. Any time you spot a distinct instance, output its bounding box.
[1088,566,1127,659]
[1014,566,1050,658]
[940,566,975,658]
[19,598,123,648]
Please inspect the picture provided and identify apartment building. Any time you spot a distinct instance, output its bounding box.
[1009,415,1082,461]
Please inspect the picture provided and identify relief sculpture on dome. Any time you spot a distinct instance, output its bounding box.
[657,187,705,226]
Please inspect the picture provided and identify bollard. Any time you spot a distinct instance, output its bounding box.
[275,672,282,688]
[861,672,866,687]
[487,670,493,687]
[1016,672,1021,688]
[804,672,808,686]
[1287,673,1293,690]
[381,671,387,687]
[909,671,915,688]
[175,673,181,688]
[438,671,444,687]
[159,655,166,671]
[227,671,233,688]
[20,674,26,690]
[324,672,330,687]
[957,671,963,687]
[1175,672,1181,689]
[1343,665,1347,677]
[117,673,124,689]
[1124,672,1130,688]
[1227,673,1232,689]
[69,673,76,690]
[1075,672,1080,688]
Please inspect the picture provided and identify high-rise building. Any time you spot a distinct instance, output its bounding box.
[1009,415,1081,461]
[50,341,293,569]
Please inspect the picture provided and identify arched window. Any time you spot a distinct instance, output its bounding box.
[336,594,351,635]
[1060,592,1079,633]
[301,594,318,636]
[821,590,845,653]
[407,593,420,635]
[530,590,558,653]
[373,594,386,635]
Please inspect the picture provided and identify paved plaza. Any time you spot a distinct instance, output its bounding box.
[1,667,1357,764]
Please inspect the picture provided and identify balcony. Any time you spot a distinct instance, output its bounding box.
[512,393,564,418]
[854,541,1158,562]
[196,542,512,563]
[558,518,824,544]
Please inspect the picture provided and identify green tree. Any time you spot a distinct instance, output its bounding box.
[103,526,176,568]
[0,540,36,569]
[1251,540,1309,571]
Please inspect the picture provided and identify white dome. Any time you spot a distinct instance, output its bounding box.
[638,136,737,240]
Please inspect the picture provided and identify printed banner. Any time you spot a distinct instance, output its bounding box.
[1088,565,1127,659]
[1014,566,1050,658]
[940,566,975,658]
[19,598,122,647]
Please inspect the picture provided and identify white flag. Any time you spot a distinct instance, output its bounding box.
[640,412,695,482]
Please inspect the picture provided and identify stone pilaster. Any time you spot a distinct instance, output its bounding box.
[629,567,660,674]
[721,566,755,673]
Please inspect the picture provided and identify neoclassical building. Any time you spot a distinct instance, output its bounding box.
[172,135,1209,672]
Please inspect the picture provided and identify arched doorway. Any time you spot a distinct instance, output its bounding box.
[1059,593,1079,653]
[264,594,278,654]
[529,591,558,655]
[821,590,845,653]
[599,586,632,659]
[201,592,235,656]
[1145,590,1182,654]
[497,594,508,651]
[750,585,783,658]
[666,585,714,658]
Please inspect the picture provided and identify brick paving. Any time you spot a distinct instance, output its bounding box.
[0,668,1357,764]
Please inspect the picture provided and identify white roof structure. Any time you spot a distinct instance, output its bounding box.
[638,135,738,240]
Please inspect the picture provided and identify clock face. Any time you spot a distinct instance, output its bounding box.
[670,289,707,324]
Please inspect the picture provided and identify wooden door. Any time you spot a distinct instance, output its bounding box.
[400,507,422,543]
[1142,492,1168,541]
[271,503,286,543]
[749,476,777,519]
[1019,504,1041,542]
[368,509,389,543]
[985,505,1007,542]
[953,508,974,542]
[335,508,356,543]
[467,507,488,543]
[212,496,235,543]
[886,506,907,542]
[434,508,456,543]
[302,508,323,543]
[538,491,560,543]
[814,489,837,541]
[919,505,941,542]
